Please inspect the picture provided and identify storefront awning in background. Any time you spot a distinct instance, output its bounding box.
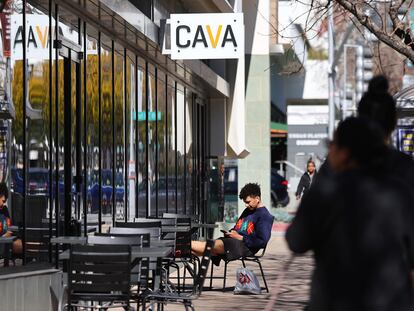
[394,85,414,118]
[271,122,287,138]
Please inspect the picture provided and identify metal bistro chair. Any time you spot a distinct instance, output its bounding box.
[209,217,274,292]
[141,239,214,311]
[209,244,270,293]
[65,244,133,310]
[108,227,163,290]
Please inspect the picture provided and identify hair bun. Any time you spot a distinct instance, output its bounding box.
[367,75,389,94]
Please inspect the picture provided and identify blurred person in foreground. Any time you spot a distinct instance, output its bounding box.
[286,117,414,311]
[192,183,273,266]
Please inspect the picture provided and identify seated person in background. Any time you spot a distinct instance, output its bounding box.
[192,183,273,265]
[0,182,22,254]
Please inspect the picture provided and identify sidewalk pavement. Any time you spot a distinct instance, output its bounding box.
[164,235,313,311]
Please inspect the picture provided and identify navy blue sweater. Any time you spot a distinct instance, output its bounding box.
[232,206,273,254]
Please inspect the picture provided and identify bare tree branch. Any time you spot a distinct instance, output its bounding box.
[335,0,414,62]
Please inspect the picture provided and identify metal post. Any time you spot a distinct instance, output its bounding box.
[328,2,335,139]
[343,45,347,120]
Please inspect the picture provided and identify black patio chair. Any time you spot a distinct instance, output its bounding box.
[141,239,214,311]
[65,244,133,310]
[209,244,270,293]
[110,227,162,240]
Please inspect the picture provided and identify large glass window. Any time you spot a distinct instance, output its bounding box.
[85,30,99,226]
[137,60,146,217]
[185,91,193,215]
[100,34,113,227]
[125,53,135,221]
[114,44,125,223]
[148,64,156,217]
[176,85,185,214]
[167,78,176,213]
[157,71,166,216]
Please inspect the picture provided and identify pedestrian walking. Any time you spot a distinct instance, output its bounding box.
[295,159,316,200]
[286,117,414,311]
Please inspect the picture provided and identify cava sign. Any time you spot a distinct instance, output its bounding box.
[163,13,244,60]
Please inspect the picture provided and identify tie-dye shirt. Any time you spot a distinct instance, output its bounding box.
[0,206,10,236]
[232,206,273,254]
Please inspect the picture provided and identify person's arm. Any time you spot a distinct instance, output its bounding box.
[296,175,305,198]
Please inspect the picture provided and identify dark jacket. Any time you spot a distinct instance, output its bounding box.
[286,170,414,311]
[295,172,315,197]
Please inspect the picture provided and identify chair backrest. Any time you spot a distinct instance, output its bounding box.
[10,191,23,226]
[68,244,131,301]
[109,226,161,240]
[193,239,214,296]
[95,232,150,247]
[116,221,162,229]
[88,235,141,247]
[159,218,177,226]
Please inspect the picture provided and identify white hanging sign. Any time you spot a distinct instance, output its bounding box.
[163,13,244,60]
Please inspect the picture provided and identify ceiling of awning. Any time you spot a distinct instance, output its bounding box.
[394,85,414,117]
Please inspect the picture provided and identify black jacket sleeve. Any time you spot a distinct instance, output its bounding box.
[295,174,307,197]
[287,178,335,254]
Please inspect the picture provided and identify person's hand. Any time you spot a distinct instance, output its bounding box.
[225,230,243,241]
[296,195,301,200]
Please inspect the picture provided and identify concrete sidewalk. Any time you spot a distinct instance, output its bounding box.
[164,236,313,311]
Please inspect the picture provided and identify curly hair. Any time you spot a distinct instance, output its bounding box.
[0,182,8,200]
[239,183,261,200]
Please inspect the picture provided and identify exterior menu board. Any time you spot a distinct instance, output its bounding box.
[397,127,414,158]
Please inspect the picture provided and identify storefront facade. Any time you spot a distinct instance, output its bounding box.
[3,0,224,263]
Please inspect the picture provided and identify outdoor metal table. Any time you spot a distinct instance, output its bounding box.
[50,236,174,247]
[161,226,191,233]
[9,226,96,234]
[191,223,218,229]
[59,246,172,261]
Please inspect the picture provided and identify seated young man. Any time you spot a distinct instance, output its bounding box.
[192,183,273,263]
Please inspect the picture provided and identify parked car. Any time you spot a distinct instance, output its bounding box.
[11,167,49,195]
[271,169,289,207]
[86,169,124,214]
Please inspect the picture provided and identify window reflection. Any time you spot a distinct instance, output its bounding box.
[125,54,134,221]
[86,32,98,225]
[100,35,113,226]
[137,64,146,217]
[176,86,185,214]
[167,79,176,213]
[114,46,125,222]
[148,65,156,217]
[185,91,193,214]
[157,71,166,217]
